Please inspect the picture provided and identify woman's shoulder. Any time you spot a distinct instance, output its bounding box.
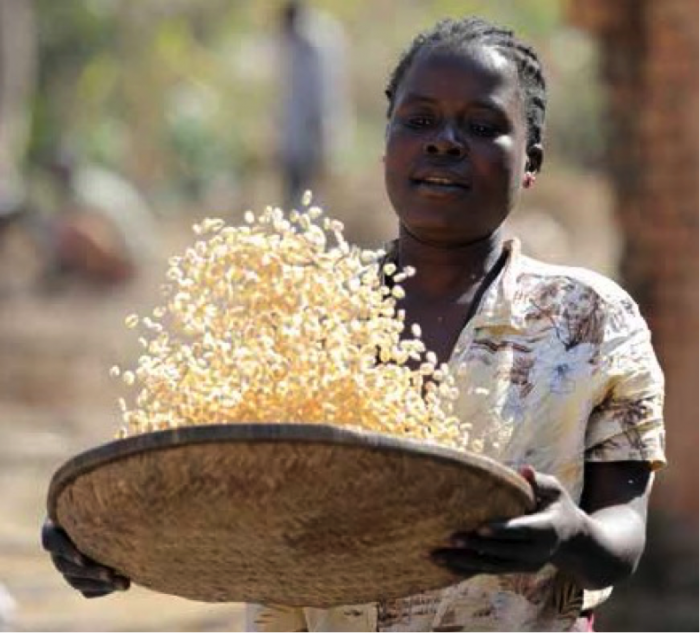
[508,249,645,334]
[516,252,639,311]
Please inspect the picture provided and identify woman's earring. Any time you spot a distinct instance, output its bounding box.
[523,173,536,189]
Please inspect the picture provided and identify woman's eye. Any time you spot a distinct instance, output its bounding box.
[406,116,434,128]
[469,121,499,137]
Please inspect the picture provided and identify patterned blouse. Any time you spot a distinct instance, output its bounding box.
[247,238,666,632]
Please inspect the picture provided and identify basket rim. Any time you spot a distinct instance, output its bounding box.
[47,422,534,521]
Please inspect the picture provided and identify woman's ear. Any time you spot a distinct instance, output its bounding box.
[525,144,544,175]
[522,144,544,189]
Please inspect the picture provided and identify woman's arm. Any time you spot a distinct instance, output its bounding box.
[432,461,653,590]
[554,461,652,588]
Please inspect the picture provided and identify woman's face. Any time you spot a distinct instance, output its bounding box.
[384,46,535,246]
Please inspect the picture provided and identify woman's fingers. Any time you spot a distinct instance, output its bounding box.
[449,534,550,564]
[41,520,85,565]
[52,554,130,593]
[42,518,130,595]
[432,548,543,575]
[468,511,555,542]
[519,467,565,506]
[51,554,129,589]
[51,555,110,581]
[435,469,579,576]
[62,575,125,595]
[81,589,115,599]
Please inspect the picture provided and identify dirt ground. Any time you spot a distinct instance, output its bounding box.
[0,174,619,631]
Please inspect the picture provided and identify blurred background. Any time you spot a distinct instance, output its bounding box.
[0,0,696,630]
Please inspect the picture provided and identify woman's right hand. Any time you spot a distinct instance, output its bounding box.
[41,518,130,598]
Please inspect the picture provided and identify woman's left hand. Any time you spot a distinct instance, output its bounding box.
[432,466,586,576]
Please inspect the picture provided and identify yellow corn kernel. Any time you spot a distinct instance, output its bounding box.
[113,194,474,452]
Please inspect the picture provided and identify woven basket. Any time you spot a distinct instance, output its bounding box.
[48,423,533,607]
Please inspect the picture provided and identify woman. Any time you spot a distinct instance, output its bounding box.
[43,16,665,632]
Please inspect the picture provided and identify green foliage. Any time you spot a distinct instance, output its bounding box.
[27,0,604,209]
[30,0,119,162]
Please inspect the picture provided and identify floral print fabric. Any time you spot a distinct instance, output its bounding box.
[248,238,666,632]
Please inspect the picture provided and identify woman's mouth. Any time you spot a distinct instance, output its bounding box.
[411,175,471,196]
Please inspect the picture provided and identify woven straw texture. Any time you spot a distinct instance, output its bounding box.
[48,424,533,607]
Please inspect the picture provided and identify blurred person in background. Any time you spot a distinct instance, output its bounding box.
[277,0,350,209]
[9,146,159,290]
[0,144,156,291]
[1,147,158,292]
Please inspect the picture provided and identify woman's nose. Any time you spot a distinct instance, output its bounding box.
[424,124,466,159]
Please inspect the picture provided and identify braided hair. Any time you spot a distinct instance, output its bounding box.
[385,17,547,148]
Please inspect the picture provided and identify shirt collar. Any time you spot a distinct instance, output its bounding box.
[470,238,527,330]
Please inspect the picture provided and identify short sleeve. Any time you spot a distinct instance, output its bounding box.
[585,296,666,470]
[246,603,307,632]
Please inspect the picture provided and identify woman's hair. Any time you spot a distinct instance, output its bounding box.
[385,16,547,147]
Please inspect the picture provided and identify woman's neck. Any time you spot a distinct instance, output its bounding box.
[396,225,505,303]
